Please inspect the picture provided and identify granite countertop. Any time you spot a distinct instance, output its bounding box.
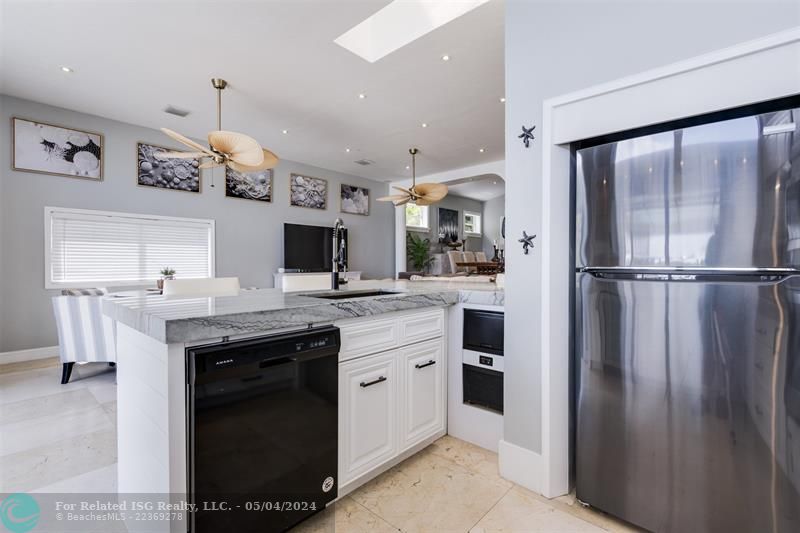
[103,279,504,344]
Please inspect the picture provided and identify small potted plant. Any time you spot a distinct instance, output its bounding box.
[158,267,176,291]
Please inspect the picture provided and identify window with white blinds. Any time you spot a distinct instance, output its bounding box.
[45,207,215,288]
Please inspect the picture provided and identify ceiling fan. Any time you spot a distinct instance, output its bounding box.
[156,78,278,177]
[377,148,448,206]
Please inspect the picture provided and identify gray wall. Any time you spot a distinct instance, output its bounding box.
[405,194,484,270]
[482,194,505,258]
[504,0,800,453]
[0,95,395,353]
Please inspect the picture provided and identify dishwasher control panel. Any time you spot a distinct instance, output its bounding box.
[189,326,341,378]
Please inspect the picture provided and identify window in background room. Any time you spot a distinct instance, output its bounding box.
[45,206,215,289]
[405,204,430,231]
[463,211,482,236]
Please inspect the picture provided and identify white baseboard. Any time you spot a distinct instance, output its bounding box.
[499,439,543,494]
[0,346,59,364]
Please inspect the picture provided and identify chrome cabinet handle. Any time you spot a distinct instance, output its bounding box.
[415,360,436,369]
[360,376,387,388]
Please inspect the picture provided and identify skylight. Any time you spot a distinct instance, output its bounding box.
[334,0,491,63]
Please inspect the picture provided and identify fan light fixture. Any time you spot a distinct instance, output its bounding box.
[155,78,278,186]
[377,148,448,206]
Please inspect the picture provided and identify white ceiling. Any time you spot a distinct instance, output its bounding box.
[0,0,505,183]
[444,174,505,202]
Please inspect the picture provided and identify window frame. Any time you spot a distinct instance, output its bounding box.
[405,204,431,232]
[463,210,482,237]
[44,206,216,289]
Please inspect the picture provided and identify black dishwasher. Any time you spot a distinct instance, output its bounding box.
[187,326,340,533]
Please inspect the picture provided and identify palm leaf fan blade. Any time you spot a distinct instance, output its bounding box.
[208,131,264,166]
[227,149,278,173]
[160,128,216,157]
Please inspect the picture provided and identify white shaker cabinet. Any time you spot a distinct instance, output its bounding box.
[338,350,398,485]
[336,308,447,491]
[400,339,445,452]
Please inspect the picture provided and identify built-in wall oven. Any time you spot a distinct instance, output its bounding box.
[187,326,340,533]
[462,309,504,413]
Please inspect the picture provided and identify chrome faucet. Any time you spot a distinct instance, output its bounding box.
[332,218,347,290]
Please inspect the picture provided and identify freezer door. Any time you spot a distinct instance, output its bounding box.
[575,272,800,533]
[575,107,800,269]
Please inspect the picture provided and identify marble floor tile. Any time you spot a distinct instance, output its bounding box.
[0,428,117,493]
[101,400,117,427]
[0,388,98,425]
[88,381,118,404]
[427,435,509,485]
[351,449,511,533]
[292,496,400,533]
[0,403,113,456]
[470,486,605,533]
[32,463,118,494]
[0,366,87,405]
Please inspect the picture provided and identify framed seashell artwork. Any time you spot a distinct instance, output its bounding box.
[136,142,201,193]
[12,117,103,180]
[226,167,272,202]
[289,173,327,209]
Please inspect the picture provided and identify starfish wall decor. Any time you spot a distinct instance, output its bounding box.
[518,125,536,148]
[518,231,536,254]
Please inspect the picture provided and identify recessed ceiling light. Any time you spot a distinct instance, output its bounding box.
[334,0,491,63]
[406,165,410,170]
[479,148,486,153]
[421,123,428,128]
[499,97,506,103]
[358,93,367,99]
[60,66,73,73]
[441,54,451,61]
[282,129,289,134]
[493,181,497,184]
[345,148,351,153]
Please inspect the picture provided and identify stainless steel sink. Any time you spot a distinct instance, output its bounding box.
[303,290,402,300]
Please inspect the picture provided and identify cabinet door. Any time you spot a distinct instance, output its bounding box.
[400,339,445,451]
[339,351,397,485]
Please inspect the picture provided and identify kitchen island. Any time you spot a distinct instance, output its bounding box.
[102,279,503,533]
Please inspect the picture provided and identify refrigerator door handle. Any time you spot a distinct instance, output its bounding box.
[579,267,800,284]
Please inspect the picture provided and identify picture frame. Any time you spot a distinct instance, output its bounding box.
[225,167,273,202]
[340,184,370,216]
[438,207,459,243]
[12,117,104,180]
[289,173,327,209]
[136,142,201,193]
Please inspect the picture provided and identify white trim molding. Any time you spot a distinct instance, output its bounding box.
[534,27,800,499]
[498,439,543,492]
[0,345,59,364]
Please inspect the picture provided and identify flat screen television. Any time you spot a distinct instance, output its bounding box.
[283,223,347,272]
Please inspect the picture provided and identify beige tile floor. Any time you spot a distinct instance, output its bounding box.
[0,359,642,532]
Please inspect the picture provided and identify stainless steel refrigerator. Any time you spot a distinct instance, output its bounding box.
[575,99,800,533]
